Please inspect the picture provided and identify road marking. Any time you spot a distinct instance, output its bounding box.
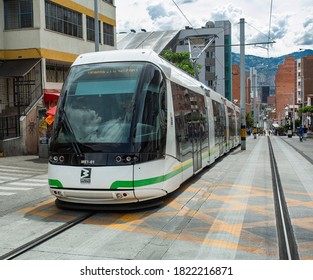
[0,186,32,191]
[0,192,15,196]
[8,182,46,187]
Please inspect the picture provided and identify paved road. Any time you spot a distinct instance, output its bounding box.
[0,156,49,216]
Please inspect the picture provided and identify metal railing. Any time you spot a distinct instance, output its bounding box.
[0,115,20,140]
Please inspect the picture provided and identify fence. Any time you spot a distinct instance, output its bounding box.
[0,115,20,140]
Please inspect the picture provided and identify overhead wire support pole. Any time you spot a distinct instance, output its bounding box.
[94,0,99,52]
[301,73,305,127]
[240,18,246,150]
[253,71,257,139]
[188,36,216,81]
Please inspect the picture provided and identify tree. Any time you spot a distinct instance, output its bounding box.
[298,105,313,127]
[245,113,253,129]
[160,50,201,77]
[298,105,313,114]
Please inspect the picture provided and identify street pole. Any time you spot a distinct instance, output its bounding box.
[301,73,304,127]
[94,0,99,52]
[252,71,257,139]
[293,91,295,134]
[240,18,246,150]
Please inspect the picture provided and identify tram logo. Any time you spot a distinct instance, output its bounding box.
[80,168,91,184]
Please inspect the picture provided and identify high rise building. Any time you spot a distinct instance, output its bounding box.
[261,86,270,104]
[275,56,296,122]
[175,20,232,100]
[297,56,313,106]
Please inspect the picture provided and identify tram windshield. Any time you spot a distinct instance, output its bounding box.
[50,61,167,157]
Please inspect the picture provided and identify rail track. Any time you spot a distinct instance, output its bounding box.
[0,212,94,260]
[268,137,299,260]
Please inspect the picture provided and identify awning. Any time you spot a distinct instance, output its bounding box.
[46,106,57,116]
[0,59,41,78]
[44,90,60,103]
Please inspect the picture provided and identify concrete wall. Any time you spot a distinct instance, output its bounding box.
[0,99,44,157]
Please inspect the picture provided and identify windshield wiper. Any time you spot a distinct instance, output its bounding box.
[60,109,84,158]
[53,90,84,158]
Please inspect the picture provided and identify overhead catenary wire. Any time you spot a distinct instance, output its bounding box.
[268,0,273,57]
[171,0,195,30]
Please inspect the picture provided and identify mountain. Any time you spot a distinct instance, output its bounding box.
[232,49,313,87]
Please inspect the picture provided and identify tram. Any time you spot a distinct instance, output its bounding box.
[48,49,241,209]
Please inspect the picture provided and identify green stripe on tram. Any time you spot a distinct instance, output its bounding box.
[110,162,193,190]
[49,179,63,188]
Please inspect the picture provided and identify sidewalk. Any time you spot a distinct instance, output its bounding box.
[279,134,313,163]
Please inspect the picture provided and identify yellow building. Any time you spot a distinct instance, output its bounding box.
[0,0,116,156]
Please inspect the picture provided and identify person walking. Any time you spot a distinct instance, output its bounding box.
[303,126,308,140]
[297,126,304,142]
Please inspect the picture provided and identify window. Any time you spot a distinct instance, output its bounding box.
[171,82,207,161]
[45,0,82,38]
[103,22,114,46]
[46,63,70,83]
[4,0,33,29]
[103,0,114,4]
[86,16,101,42]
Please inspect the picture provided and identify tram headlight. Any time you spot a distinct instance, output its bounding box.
[115,155,139,164]
[49,155,65,164]
[115,155,122,163]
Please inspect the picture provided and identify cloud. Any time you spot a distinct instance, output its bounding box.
[269,16,289,40]
[210,4,243,22]
[295,17,313,45]
[243,13,289,49]
[176,0,196,3]
[146,3,186,31]
[147,4,169,20]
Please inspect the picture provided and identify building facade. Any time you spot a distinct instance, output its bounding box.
[231,64,251,114]
[0,0,116,156]
[297,56,313,106]
[175,20,232,100]
[275,56,296,123]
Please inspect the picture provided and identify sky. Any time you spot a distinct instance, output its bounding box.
[115,0,313,57]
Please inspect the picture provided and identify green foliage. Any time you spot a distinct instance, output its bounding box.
[245,113,253,128]
[160,49,201,76]
[298,105,313,114]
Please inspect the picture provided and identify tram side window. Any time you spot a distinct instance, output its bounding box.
[236,111,240,136]
[171,82,192,161]
[212,100,227,142]
[212,100,221,137]
[135,65,167,156]
[227,106,235,136]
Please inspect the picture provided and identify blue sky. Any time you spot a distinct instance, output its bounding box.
[115,0,313,57]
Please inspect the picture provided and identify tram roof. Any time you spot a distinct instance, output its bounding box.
[73,49,207,95]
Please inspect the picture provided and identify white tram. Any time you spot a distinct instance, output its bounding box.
[48,49,240,209]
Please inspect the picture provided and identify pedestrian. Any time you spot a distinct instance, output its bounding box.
[297,126,304,142]
[303,126,308,140]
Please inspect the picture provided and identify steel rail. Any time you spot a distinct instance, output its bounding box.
[268,137,299,260]
[0,212,94,260]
